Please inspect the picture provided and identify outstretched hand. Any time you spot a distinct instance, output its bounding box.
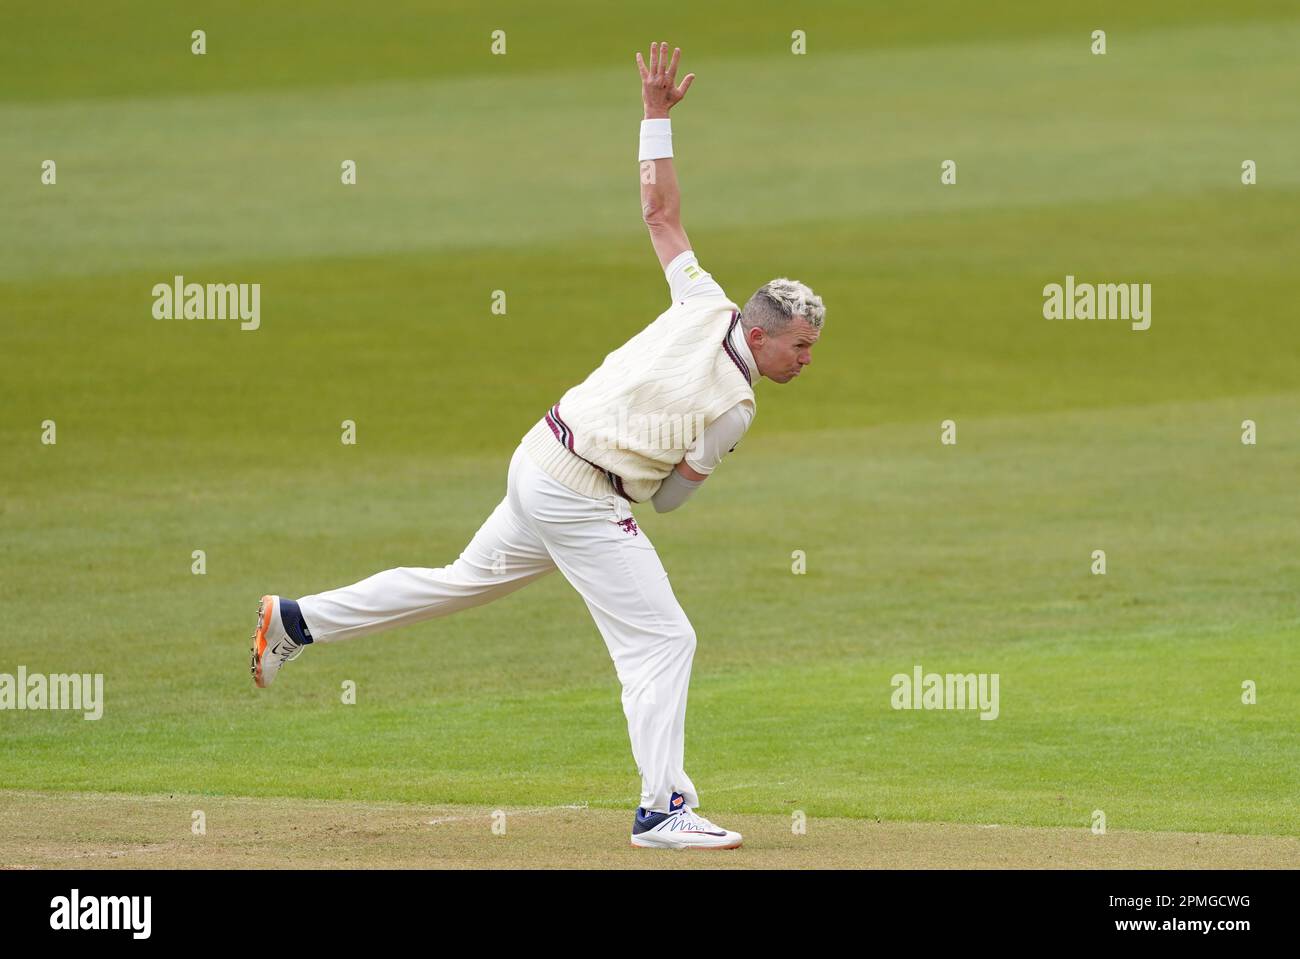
[636,42,694,119]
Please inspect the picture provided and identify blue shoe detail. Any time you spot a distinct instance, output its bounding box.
[279,598,314,645]
[632,792,687,835]
[633,809,670,834]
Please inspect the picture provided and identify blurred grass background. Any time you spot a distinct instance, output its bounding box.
[1,1,1296,837]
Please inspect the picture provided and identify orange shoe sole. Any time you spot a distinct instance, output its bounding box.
[250,595,274,688]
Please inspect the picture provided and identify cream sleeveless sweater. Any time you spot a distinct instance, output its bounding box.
[522,297,756,502]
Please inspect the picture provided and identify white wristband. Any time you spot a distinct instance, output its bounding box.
[639,118,672,162]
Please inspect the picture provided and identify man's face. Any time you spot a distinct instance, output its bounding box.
[750,318,820,383]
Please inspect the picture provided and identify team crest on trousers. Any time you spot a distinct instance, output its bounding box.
[616,517,639,536]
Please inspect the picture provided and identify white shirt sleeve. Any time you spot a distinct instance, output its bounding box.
[665,249,728,303]
[651,468,705,513]
[683,401,755,476]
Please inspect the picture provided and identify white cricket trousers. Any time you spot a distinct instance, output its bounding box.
[296,442,700,813]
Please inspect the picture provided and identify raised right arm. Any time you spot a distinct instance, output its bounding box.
[636,42,696,271]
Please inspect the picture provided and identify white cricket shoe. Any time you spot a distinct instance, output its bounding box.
[250,594,305,688]
[630,792,743,850]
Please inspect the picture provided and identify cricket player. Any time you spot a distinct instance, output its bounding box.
[250,42,825,850]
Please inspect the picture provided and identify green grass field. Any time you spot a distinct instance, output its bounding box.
[2,1,1298,866]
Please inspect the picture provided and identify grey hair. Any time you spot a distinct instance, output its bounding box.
[740,278,826,334]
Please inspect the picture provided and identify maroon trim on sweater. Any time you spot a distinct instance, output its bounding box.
[544,404,638,503]
[722,311,752,384]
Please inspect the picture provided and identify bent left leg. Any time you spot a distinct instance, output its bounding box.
[512,453,701,812]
